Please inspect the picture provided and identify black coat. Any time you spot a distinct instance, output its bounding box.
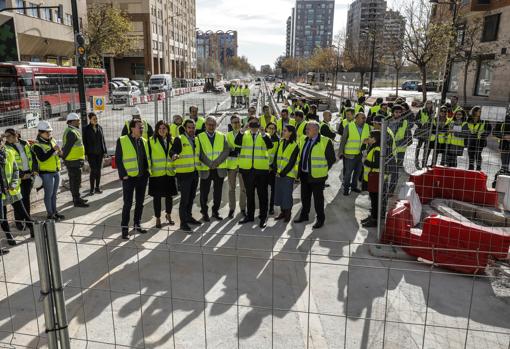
[83,124,107,156]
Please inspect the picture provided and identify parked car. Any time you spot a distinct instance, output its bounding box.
[417,81,442,92]
[111,85,141,104]
[401,80,419,91]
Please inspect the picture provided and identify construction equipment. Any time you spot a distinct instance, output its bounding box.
[203,77,222,94]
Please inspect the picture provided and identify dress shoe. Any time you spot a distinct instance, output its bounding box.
[259,219,267,228]
[275,212,286,220]
[212,212,223,220]
[89,190,95,196]
[180,224,192,233]
[240,209,247,217]
[95,188,103,194]
[269,208,274,215]
[0,248,10,255]
[238,217,254,224]
[80,198,89,203]
[202,214,210,222]
[351,188,362,193]
[228,210,234,219]
[188,218,202,225]
[293,216,309,223]
[7,239,17,246]
[55,213,65,220]
[284,210,292,222]
[312,220,324,229]
[362,219,377,228]
[74,202,89,208]
[343,190,350,196]
[165,213,175,225]
[134,226,147,234]
[122,231,129,240]
[156,218,162,228]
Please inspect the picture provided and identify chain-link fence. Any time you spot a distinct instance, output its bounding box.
[0,219,509,348]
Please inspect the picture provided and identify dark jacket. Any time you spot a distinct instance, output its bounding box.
[298,134,336,182]
[320,122,336,140]
[115,135,150,179]
[83,124,107,156]
[121,121,154,138]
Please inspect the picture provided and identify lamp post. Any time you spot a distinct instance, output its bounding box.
[361,26,377,96]
[430,0,459,104]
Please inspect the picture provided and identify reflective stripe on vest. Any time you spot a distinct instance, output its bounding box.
[63,127,85,161]
[149,137,175,177]
[8,142,32,171]
[268,139,279,165]
[2,148,21,199]
[197,131,227,171]
[120,135,151,177]
[394,119,409,153]
[363,146,380,182]
[276,141,298,179]
[33,139,61,172]
[468,122,485,140]
[447,122,466,147]
[174,135,198,173]
[345,123,370,155]
[238,132,269,170]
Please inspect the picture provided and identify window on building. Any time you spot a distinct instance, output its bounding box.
[475,58,493,96]
[15,0,24,14]
[27,2,38,17]
[481,13,500,42]
[41,7,51,21]
[448,61,461,92]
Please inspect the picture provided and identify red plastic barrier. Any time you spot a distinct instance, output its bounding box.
[409,166,498,207]
[382,201,413,245]
[111,156,117,169]
[403,215,510,274]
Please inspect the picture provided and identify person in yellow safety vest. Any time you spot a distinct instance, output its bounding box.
[467,106,491,171]
[298,98,310,116]
[196,116,230,222]
[243,84,250,107]
[413,100,434,169]
[320,110,336,141]
[337,107,355,136]
[425,105,450,167]
[32,121,63,221]
[449,95,463,119]
[338,112,370,196]
[148,120,178,229]
[188,105,206,135]
[234,117,274,228]
[242,106,257,127]
[361,130,387,228]
[169,119,201,232]
[226,114,247,218]
[276,109,296,136]
[294,121,336,229]
[170,114,183,138]
[273,124,300,222]
[387,104,412,193]
[367,97,384,121]
[265,122,279,215]
[287,98,301,115]
[259,105,277,129]
[62,113,89,208]
[0,136,34,245]
[230,83,237,108]
[116,119,151,239]
[236,84,244,108]
[121,107,154,140]
[294,110,308,146]
[276,82,285,103]
[275,83,282,102]
[446,108,469,168]
[354,96,366,115]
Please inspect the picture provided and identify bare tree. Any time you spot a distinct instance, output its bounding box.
[343,36,373,89]
[382,37,405,97]
[402,0,452,101]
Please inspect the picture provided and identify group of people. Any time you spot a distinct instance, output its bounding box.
[229,83,250,109]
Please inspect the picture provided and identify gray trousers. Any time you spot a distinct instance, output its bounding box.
[227,169,246,212]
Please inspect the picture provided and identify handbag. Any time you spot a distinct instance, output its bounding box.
[367,171,380,193]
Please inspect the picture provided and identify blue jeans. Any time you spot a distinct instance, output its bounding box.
[343,156,363,191]
[41,172,60,216]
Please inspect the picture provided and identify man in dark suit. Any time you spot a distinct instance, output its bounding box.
[294,121,336,229]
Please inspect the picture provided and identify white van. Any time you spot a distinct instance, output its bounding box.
[148,74,173,94]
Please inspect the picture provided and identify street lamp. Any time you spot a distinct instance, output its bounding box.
[430,0,460,104]
[361,27,377,96]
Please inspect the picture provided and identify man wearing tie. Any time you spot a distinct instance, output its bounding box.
[294,121,336,229]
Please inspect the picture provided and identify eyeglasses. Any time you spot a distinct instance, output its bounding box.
[231,121,240,124]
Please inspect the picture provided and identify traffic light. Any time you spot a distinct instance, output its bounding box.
[75,33,86,67]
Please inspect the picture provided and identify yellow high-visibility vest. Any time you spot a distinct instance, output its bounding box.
[2,148,21,199]
[226,131,240,170]
[33,138,61,172]
[7,142,33,171]
[63,127,85,161]
[238,132,269,170]
[344,122,370,156]
[149,137,175,177]
[276,118,296,135]
[119,135,151,177]
[276,141,298,179]
[174,135,199,174]
[196,131,227,171]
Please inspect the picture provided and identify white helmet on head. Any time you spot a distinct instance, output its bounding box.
[37,121,53,132]
[131,107,141,117]
[66,112,80,121]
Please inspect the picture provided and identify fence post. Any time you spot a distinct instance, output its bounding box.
[182,100,185,116]
[377,119,388,241]
[202,98,206,116]
[154,97,159,125]
[33,222,59,349]
[45,221,71,349]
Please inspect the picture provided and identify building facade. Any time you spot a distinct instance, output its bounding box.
[287,0,335,58]
[346,0,387,53]
[196,30,237,75]
[443,0,510,107]
[382,9,405,60]
[87,0,197,81]
[0,0,87,65]
[286,16,292,57]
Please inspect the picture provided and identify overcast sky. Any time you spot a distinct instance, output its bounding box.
[196,0,352,69]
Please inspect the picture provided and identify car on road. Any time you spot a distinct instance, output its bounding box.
[417,81,442,92]
[401,80,419,91]
[111,85,141,104]
[148,74,172,94]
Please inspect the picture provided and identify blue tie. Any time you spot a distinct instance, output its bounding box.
[302,139,312,172]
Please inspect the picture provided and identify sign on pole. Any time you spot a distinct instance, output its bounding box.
[25,91,40,128]
[93,96,105,113]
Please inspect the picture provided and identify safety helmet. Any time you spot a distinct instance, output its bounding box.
[131,107,141,117]
[66,112,80,121]
[33,175,43,191]
[37,121,53,132]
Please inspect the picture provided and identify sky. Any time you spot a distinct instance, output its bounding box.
[196,0,352,69]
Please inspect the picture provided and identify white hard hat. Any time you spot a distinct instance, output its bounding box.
[66,112,80,121]
[37,121,53,132]
[33,175,43,191]
[131,107,141,117]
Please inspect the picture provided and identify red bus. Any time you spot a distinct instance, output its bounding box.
[0,62,108,124]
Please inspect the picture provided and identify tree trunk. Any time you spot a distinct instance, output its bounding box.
[463,61,469,106]
[395,68,400,97]
[421,66,428,102]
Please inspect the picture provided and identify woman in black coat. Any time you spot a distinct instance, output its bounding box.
[83,112,107,194]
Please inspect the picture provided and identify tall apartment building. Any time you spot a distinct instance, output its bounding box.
[196,30,238,71]
[346,0,387,53]
[287,0,335,58]
[437,0,510,107]
[87,0,197,81]
[0,0,87,65]
[286,16,292,57]
[382,9,405,58]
